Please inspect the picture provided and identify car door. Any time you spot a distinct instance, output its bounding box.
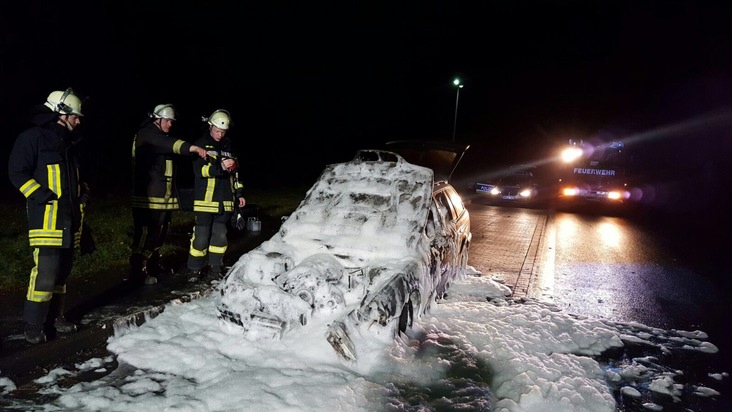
[431,187,463,298]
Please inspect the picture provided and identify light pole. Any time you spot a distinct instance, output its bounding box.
[452,78,464,142]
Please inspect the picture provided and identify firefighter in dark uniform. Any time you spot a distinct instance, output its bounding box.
[185,109,245,282]
[130,104,207,285]
[7,88,90,344]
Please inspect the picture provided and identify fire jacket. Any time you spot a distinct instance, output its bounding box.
[131,121,195,210]
[8,107,85,248]
[191,133,244,214]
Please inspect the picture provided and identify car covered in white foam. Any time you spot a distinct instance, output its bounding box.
[215,142,471,361]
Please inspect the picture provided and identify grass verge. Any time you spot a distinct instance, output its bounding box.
[0,186,307,292]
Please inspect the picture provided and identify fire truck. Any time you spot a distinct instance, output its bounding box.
[556,139,630,204]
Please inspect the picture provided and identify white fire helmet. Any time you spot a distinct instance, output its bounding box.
[44,88,84,116]
[151,104,176,120]
[207,109,231,130]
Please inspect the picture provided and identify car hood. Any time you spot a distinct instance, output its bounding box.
[385,140,470,182]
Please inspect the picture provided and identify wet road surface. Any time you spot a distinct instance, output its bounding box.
[466,200,732,408]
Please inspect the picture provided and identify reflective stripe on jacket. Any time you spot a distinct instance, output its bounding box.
[191,133,243,214]
[8,121,83,248]
[131,122,193,210]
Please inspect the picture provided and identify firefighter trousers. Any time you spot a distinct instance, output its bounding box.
[130,208,172,276]
[187,212,230,271]
[24,247,73,326]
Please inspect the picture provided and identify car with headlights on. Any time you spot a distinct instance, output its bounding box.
[215,142,471,362]
[476,168,539,205]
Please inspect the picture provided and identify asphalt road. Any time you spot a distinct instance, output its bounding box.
[467,201,729,332]
[467,200,732,402]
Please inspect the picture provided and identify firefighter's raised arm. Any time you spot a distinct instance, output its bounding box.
[189,145,207,158]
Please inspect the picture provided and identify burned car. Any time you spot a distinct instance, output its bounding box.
[215,142,471,362]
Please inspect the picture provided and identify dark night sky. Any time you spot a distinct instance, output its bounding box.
[2,1,732,196]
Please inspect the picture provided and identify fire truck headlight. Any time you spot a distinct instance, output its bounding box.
[561,147,583,163]
[607,191,622,200]
[562,187,578,196]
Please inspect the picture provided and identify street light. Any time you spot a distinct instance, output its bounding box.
[452,78,464,142]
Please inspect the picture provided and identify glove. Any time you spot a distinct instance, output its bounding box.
[222,158,238,173]
[79,222,96,255]
[80,182,91,206]
[230,206,246,231]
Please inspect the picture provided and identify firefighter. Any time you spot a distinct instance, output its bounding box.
[130,104,207,286]
[7,88,90,344]
[185,109,245,282]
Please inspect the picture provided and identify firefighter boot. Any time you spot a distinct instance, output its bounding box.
[185,267,204,283]
[23,300,49,344]
[148,250,173,278]
[24,323,46,344]
[129,253,157,286]
[129,253,147,284]
[203,265,224,282]
[185,253,206,282]
[49,294,77,333]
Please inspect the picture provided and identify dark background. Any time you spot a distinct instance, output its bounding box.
[2,1,732,212]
